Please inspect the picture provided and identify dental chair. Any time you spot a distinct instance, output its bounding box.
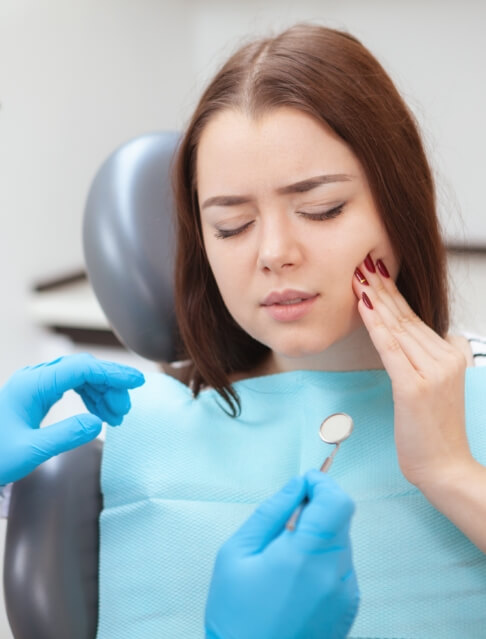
[3,131,181,639]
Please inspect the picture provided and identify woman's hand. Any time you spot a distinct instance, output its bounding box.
[352,254,472,491]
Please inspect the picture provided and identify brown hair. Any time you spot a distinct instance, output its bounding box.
[173,23,449,415]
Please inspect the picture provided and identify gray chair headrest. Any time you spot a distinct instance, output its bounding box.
[83,131,181,362]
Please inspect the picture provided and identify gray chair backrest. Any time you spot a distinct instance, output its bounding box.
[83,131,181,361]
[4,440,102,639]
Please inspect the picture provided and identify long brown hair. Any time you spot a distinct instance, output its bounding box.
[173,23,449,415]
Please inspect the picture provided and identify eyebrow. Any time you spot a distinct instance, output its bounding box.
[200,173,354,210]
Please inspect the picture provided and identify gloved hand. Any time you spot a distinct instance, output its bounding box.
[0,353,145,484]
[205,469,359,639]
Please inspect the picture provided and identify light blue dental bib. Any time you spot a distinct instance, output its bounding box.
[98,368,486,638]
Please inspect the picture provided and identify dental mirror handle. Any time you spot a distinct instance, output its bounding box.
[319,442,340,473]
[285,443,340,531]
[285,497,309,531]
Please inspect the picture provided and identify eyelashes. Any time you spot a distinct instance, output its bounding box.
[297,202,345,221]
[214,220,254,240]
[213,203,346,239]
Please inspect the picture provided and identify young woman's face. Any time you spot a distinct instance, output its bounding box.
[197,107,399,360]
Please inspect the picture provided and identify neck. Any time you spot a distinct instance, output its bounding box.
[263,324,384,375]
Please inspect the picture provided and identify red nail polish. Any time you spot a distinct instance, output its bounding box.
[354,268,369,285]
[364,254,376,273]
[362,292,373,309]
[376,259,390,278]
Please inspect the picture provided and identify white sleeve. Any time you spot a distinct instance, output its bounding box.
[0,483,12,518]
[462,332,486,367]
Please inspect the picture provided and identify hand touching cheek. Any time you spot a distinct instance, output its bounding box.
[351,254,471,490]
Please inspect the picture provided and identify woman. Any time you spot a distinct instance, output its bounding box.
[99,24,486,638]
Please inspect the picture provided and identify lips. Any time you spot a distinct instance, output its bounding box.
[261,290,319,322]
[262,289,317,306]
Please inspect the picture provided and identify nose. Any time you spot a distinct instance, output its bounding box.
[256,212,303,273]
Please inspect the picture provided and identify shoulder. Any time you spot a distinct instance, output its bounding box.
[127,369,194,419]
[160,361,193,386]
[452,332,486,367]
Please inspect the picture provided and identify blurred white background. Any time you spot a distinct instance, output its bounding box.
[1,1,486,636]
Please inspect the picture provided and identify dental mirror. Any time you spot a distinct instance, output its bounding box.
[318,412,354,472]
[286,412,354,531]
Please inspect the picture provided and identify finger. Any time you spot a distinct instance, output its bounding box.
[361,256,454,358]
[32,413,103,459]
[78,386,126,426]
[77,381,99,405]
[354,259,441,376]
[354,259,401,322]
[357,261,432,354]
[79,392,100,419]
[359,287,439,375]
[40,354,145,400]
[229,476,306,554]
[85,359,146,388]
[359,278,467,385]
[98,402,125,426]
[296,470,355,541]
[97,388,131,416]
[356,293,420,382]
[79,384,131,418]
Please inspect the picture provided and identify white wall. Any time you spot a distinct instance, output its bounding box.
[0,0,194,383]
[1,1,486,637]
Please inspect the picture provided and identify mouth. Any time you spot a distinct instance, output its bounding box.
[261,290,319,322]
[270,297,309,305]
[262,289,317,306]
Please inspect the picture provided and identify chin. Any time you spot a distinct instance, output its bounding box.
[244,306,361,356]
[267,334,341,359]
[266,317,361,358]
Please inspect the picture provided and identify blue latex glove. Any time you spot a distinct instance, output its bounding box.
[205,469,359,639]
[0,353,145,484]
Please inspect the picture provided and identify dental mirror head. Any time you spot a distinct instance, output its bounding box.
[318,413,354,473]
[319,412,354,445]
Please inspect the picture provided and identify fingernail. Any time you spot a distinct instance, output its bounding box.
[362,292,373,309]
[354,268,369,285]
[376,259,390,278]
[364,254,376,273]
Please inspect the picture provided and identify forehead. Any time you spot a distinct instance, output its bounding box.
[196,107,362,194]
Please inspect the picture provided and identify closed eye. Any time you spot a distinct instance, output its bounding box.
[213,202,345,239]
[297,203,345,221]
[214,220,254,239]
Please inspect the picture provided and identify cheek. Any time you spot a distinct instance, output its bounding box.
[205,243,248,308]
[342,213,396,275]
[330,276,361,321]
[311,230,361,285]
